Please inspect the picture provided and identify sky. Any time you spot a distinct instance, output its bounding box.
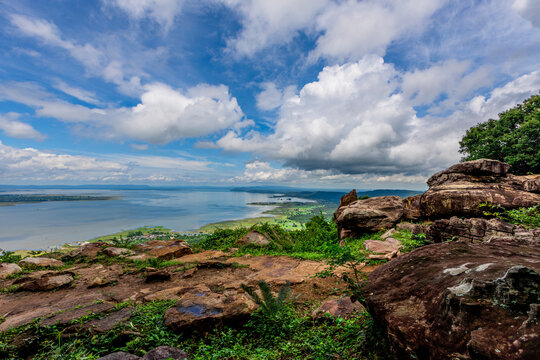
[0,0,539,190]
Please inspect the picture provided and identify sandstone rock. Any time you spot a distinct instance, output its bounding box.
[15,271,73,291]
[103,247,132,257]
[145,270,171,283]
[136,240,192,260]
[82,307,133,333]
[19,257,64,268]
[236,230,270,246]
[334,196,404,240]
[40,301,115,327]
[339,189,357,207]
[63,242,106,260]
[126,254,151,261]
[396,222,429,235]
[380,228,396,240]
[426,216,538,244]
[0,263,22,279]
[427,159,511,187]
[141,346,189,360]
[97,352,140,360]
[402,194,422,221]
[164,288,256,331]
[364,238,401,256]
[362,240,540,359]
[312,297,365,319]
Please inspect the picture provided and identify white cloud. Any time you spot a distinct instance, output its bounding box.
[130,143,149,150]
[218,57,540,177]
[255,82,283,111]
[513,0,540,27]
[0,114,46,141]
[0,81,246,144]
[104,0,184,30]
[221,0,446,61]
[53,81,101,105]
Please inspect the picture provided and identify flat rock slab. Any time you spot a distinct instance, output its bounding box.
[136,240,192,260]
[0,263,22,279]
[40,301,115,327]
[363,239,540,360]
[312,297,365,319]
[19,257,64,268]
[364,238,401,255]
[103,247,132,257]
[80,307,133,333]
[142,346,189,360]
[15,271,74,292]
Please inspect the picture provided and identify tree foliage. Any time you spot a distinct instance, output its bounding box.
[459,94,540,175]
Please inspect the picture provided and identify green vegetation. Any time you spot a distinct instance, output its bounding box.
[459,94,540,175]
[0,250,22,263]
[90,226,172,243]
[393,230,428,252]
[241,281,292,319]
[479,203,540,229]
[0,194,119,206]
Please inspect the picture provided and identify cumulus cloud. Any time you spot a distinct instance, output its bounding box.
[218,57,540,177]
[104,0,184,30]
[0,114,46,141]
[513,0,540,27]
[255,82,283,111]
[0,81,246,144]
[221,0,446,61]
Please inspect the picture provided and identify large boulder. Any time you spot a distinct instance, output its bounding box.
[136,240,192,260]
[14,271,74,291]
[0,263,22,279]
[362,239,540,359]
[334,196,404,240]
[236,230,270,246]
[420,159,540,219]
[19,257,64,268]
[339,189,358,207]
[163,286,256,331]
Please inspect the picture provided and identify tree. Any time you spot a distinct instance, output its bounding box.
[459,94,540,175]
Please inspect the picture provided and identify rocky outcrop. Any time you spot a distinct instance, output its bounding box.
[396,222,429,235]
[19,257,64,268]
[136,240,192,260]
[334,196,404,240]
[427,216,540,244]
[363,238,401,260]
[14,271,74,291]
[63,242,107,260]
[236,230,270,246]
[362,239,540,359]
[163,285,256,331]
[339,189,358,207]
[103,247,132,257]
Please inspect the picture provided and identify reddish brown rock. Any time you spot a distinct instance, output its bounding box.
[141,346,189,360]
[396,222,429,235]
[103,247,132,257]
[236,230,270,246]
[136,240,192,260]
[312,297,365,319]
[15,271,74,291]
[63,242,106,260]
[19,257,64,268]
[163,288,256,331]
[364,238,401,255]
[402,194,422,221]
[334,196,404,240]
[362,240,540,360]
[145,270,171,283]
[40,301,115,327]
[81,307,133,333]
[339,189,358,207]
[0,263,22,279]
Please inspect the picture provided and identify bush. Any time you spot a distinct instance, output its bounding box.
[479,203,540,229]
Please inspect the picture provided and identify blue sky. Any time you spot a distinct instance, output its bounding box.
[0,0,539,189]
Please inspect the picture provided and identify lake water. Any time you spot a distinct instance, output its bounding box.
[0,187,299,251]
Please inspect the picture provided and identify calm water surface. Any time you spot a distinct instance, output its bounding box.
[0,188,292,250]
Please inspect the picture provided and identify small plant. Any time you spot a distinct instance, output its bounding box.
[241,280,291,319]
[479,203,540,229]
[0,249,22,263]
[110,237,136,249]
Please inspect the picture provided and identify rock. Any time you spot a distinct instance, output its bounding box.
[14,271,74,291]
[402,194,422,221]
[103,247,132,257]
[236,230,270,246]
[425,216,538,244]
[40,301,115,327]
[363,238,401,256]
[87,264,122,288]
[396,222,429,235]
[145,270,171,283]
[164,288,256,331]
[362,240,540,359]
[82,307,133,333]
[136,240,192,260]
[19,257,64,268]
[0,263,22,279]
[126,254,151,262]
[63,242,106,260]
[334,196,404,240]
[141,346,189,360]
[427,159,511,187]
[339,189,358,207]
[381,229,396,239]
[97,352,140,360]
[312,297,365,319]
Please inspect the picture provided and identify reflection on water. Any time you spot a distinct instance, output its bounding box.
[0,188,288,250]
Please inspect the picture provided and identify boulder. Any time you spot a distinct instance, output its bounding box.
[364,238,401,256]
[141,346,189,360]
[334,196,404,240]
[402,194,422,221]
[362,239,540,359]
[0,263,22,279]
[145,270,171,283]
[103,247,132,257]
[136,240,192,260]
[339,189,358,207]
[97,352,140,360]
[236,230,270,246]
[396,222,429,235]
[164,287,256,331]
[312,297,365,319]
[427,158,511,187]
[15,271,73,291]
[63,242,106,260]
[426,216,520,244]
[19,257,64,268]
